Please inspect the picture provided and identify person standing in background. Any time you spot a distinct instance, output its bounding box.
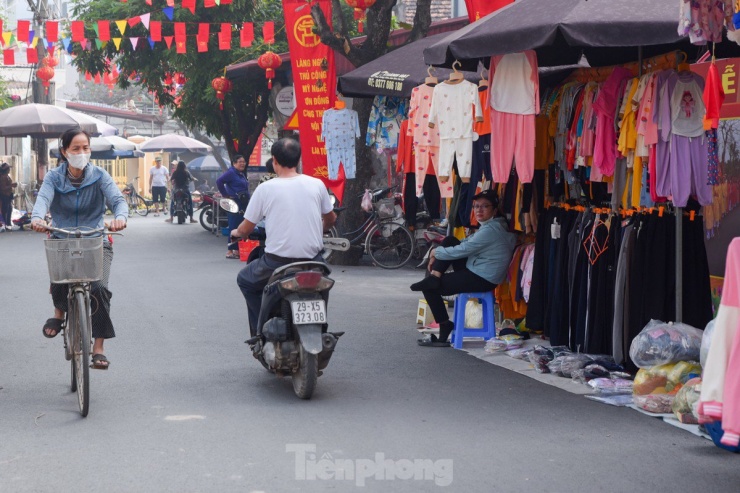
[149,157,169,217]
[0,162,18,232]
[217,154,250,259]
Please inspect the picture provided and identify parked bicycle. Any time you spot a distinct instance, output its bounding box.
[17,181,37,213]
[43,225,122,417]
[325,187,415,269]
[122,177,150,217]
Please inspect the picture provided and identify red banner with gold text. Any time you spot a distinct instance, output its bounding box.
[464,0,514,22]
[283,0,344,201]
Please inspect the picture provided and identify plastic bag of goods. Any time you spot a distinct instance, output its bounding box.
[671,377,702,424]
[505,348,532,360]
[629,319,703,368]
[529,345,570,373]
[587,378,634,394]
[632,361,702,413]
[700,319,716,368]
[465,299,484,328]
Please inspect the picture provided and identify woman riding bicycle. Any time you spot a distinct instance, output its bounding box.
[165,161,197,223]
[31,128,128,370]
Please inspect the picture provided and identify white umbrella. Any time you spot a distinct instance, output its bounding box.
[68,112,118,136]
[0,103,99,137]
[139,133,212,154]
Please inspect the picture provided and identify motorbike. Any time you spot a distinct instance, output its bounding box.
[172,188,190,224]
[196,191,229,232]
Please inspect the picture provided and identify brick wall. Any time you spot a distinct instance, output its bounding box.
[398,0,453,24]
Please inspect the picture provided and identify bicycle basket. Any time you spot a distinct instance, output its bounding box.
[44,237,104,284]
[374,198,396,219]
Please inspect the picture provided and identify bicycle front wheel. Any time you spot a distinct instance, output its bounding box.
[132,194,150,217]
[365,221,415,269]
[72,291,91,417]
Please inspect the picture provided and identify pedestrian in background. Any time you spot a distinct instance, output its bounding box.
[0,162,17,232]
[149,157,169,217]
[217,154,249,259]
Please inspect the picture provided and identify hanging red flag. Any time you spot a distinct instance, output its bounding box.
[46,20,58,42]
[176,39,187,54]
[17,20,30,43]
[150,21,162,41]
[182,0,196,14]
[98,21,111,42]
[219,31,231,50]
[94,73,101,84]
[164,36,174,49]
[240,23,253,47]
[166,0,174,6]
[26,47,38,64]
[128,16,141,28]
[71,21,85,42]
[204,0,216,7]
[85,71,92,81]
[146,0,152,4]
[262,21,274,44]
[197,37,208,52]
[198,23,210,40]
[221,0,232,3]
[174,22,186,39]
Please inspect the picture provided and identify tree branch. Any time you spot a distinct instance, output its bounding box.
[407,0,432,42]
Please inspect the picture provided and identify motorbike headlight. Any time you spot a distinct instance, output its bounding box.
[219,198,240,213]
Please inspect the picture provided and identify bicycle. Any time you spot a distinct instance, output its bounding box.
[43,225,121,417]
[122,177,150,217]
[17,181,37,213]
[325,187,415,269]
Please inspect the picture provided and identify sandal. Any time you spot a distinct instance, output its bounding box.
[42,318,64,339]
[91,354,110,370]
[225,251,240,259]
[417,334,450,347]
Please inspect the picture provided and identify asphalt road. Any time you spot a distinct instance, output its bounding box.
[1,215,738,493]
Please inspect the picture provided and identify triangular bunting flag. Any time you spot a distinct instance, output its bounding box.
[26,47,38,64]
[113,37,122,50]
[98,21,110,41]
[30,36,38,48]
[28,30,35,44]
[61,37,70,51]
[130,37,139,50]
[150,21,162,41]
[164,36,173,49]
[115,20,127,36]
[240,23,253,48]
[0,32,8,48]
[141,13,150,30]
[163,8,174,21]
[85,71,92,81]
[95,39,103,49]
[146,0,152,5]
[3,49,15,65]
[166,0,174,6]
[128,17,140,28]
[0,22,3,44]
[45,21,58,42]
[182,0,196,14]
[94,73,101,84]
[92,23,99,38]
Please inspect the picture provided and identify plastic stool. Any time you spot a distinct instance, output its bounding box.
[451,292,496,349]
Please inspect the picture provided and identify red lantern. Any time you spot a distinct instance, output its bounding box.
[344,0,376,33]
[211,76,233,110]
[42,54,58,68]
[174,72,187,85]
[257,51,281,89]
[36,65,55,95]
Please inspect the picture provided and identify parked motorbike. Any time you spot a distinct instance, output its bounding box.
[246,260,342,399]
[172,188,190,224]
[197,191,228,232]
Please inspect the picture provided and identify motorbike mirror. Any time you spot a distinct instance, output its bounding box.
[219,198,240,213]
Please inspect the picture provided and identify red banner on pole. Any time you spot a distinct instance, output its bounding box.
[283,0,344,199]
[464,0,513,22]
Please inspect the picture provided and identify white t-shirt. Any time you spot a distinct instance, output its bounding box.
[244,174,333,258]
[150,166,169,187]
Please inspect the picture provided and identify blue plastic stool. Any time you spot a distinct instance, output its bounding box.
[451,291,496,349]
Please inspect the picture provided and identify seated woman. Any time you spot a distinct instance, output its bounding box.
[411,189,516,347]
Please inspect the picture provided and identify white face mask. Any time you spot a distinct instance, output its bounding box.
[66,153,90,170]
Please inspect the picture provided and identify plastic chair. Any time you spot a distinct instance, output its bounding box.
[451,291,496,349]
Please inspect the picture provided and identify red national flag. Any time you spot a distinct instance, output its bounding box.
[176,39,186,54]
[240,23,253,47]
[150,21,162,41]
[128,16,140,28]
[164,36,174,49]
[182,0,196,14]
[262,21,274,44]
[17,20,30,43]
[71,21,85,42]
[26,47,38,64]
[218,30,231,50]
[198,23,210,40]
[46,20,59,42]
[98,21,110,42]
[174,22,186,38]
[197,37,208,52]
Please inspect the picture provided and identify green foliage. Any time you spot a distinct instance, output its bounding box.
[0,77,11,110]
[68,0,288,141]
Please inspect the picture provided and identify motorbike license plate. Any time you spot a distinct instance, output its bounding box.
[291,300,326,325]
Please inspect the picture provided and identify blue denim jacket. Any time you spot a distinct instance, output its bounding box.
[434,217,516,284]
[32,163,128,231]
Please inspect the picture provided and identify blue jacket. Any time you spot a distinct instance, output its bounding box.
[216,166,249,199]
[32,163,128,232]
[434,217,516,284]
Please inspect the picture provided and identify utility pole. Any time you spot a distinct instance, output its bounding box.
[27,0,53,178]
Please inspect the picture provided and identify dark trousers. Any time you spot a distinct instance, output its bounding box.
[404,172,441,224]
[0,194,12,226]
[422,237,497,324]
[227,211,242,251]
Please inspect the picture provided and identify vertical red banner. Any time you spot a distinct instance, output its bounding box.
[248,134,263,167]
[464,0,514,22]
[283,0,343,197]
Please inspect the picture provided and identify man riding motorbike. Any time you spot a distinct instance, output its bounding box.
[232,138,337,337]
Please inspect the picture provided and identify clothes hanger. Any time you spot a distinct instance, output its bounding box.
[677,51,691,72]
[478,68,489,88]
[425,66,438,85]
[447,61,464,83]
[334,95,346,110]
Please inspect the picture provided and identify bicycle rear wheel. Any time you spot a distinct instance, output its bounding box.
[132,194,150,217]
[365,220,414,269]
[72,291,91,417]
